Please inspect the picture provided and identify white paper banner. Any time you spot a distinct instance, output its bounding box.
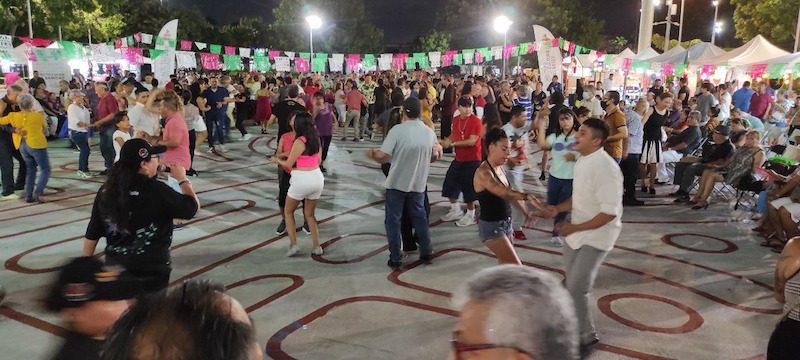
[0,35,12,51]
[379,54,393,71]
[153,50,176,85]
[32,49,72,93]
[175,51,197,69]
[332,53,344,62]
[91,43,120,63]
[428,52,441,68]
[491,46,503,61]
[141,33,153,45]
[275,56,291,72]
[239,48,251,58]
[195,42,207,51]
[284,51,295,60]
[464,52,474,65]
[328,58,343,72]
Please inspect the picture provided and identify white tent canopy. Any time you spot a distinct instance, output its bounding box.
[690,35,789,66]
[610,48,636,69]
[740,52,800,67]
[648,45,686,64]
[687,42,725,61]
[632,47,660,61]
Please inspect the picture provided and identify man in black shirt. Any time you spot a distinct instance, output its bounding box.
[44,257,137,360]
[269,84,306,139]
[677,77,691,103]
[649,78,665,97]
[671,125,736,201]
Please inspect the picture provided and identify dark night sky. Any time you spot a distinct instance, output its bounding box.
[175,0,740,50]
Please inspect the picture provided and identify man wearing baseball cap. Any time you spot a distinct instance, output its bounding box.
[367,97,442,271]
[43,257,137,360]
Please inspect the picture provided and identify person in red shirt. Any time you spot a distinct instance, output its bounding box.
[440,96,483,227]
[343,79,368,142]
[749,82,773,120]
[91,82,123,174]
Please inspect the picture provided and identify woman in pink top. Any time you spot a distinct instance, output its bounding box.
[271,112,324,257]
[154,90,191,179]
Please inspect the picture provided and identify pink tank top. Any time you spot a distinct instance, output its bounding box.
[295,136,320,168]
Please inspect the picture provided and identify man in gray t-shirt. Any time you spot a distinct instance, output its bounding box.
[367,97,442,271]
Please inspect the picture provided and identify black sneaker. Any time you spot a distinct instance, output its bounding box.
[276,220,286,235]
[580,339,600,359]
[320,165,327,173]
[623,198,644,206]
[539,172,546,180]
[187,169,198,177]
[98,169,109,176]
[302,223,311,234]
[14,184,24,190]
[387,260,402,271]
[419,255,432,265]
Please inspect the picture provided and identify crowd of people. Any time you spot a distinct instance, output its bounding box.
[3,64,800,359]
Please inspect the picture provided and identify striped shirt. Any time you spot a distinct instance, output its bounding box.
[786,271,800,321]
[513,97,533,120]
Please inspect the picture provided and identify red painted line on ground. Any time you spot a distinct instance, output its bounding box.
[597,292,704,334]
[312,233,387,264]
[0,305,66,336]
[226,274,305,313]
[661,233,739,254]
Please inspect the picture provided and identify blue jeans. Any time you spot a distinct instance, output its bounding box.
[547,176,573,236]
[70,131,90,172]
[206,111,225,146]
[385,189,432,263]
[98,126,115,170]
[19,140,50,200]
[757,191,768,215]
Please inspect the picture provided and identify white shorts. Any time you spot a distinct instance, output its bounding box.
[194,115,207,132]
[771,197,800,222]
[287,168,324,200]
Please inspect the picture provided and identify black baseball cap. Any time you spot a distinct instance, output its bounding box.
[713,125,731,136]
[403,97,421,118]
[44,257,137,311]
[118,138,166,166]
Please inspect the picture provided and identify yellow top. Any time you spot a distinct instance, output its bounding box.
[0,111,48,149]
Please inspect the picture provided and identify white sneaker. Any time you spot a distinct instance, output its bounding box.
[455,213,477,227]
[287,245,300,257]
[550,236,564,247]
[312,246,324,255]
[1,193,20,201]
[241,133,252,141]
[76,170,92,179]
[440,210,463,222]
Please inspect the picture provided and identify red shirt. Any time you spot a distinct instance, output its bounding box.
[304,86,320,97]
[161,112,191,169]
[749,92,772,119]
[452,114,482,162]
[345,90,365,111]
[96,93,119,125]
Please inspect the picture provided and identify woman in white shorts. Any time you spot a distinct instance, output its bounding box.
[270,112,325,257]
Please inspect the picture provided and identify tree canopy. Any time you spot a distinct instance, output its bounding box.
[650,34,703,51]
[0,0,125,42]
[441,0,605,50]
[730,0,800,51]
[412,30,452,53]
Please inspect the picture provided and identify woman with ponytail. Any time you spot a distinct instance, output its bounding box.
[81,138,200,294]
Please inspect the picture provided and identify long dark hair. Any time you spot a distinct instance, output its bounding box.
[99,160,141,232]
[557,108,580,135]
[293,112,320,155]
[384,107,403,138]
[483,103,502,131]
[484,127,508,148]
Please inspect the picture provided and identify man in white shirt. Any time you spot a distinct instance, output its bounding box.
[501,105,532,241]
[717,83,732,121]
[542,118,623,359]
[221,75,238,139]
[603,74,615,93]
[582,85,604,118]
[127,88,159,137]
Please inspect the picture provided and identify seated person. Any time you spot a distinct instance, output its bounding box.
[729,118,749,148]
[664,100,684,127]
[450,265,579,360]
[688,131,764,209]
[101,280,262,360]
[43,257,136,360]
[731,108,765,132]
[753,168,800,250]
[704,107,721,138]
[658,110,703,182]
[671,125,736,201]
[666,107,691,135]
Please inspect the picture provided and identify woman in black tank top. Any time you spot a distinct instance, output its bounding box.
[474,128,547,264]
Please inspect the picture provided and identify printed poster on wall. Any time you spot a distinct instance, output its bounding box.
[274,57,291,72]
[31,49,72,93]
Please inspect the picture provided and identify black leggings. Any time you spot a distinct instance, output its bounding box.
[769,318,800,359]
[188,129,196,168]
[235,114,248,136]
[381,163,431,251]
[320,136,332,162]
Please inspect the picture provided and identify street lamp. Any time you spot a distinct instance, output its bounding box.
[493,15,512,80]
[306,15,322,64]
[711,1,720,45]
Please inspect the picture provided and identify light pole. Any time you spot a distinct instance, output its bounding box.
[493,15,512,80]
[795,6,800,52]
[26,0,33,37]
[711,1,720,45]
[677,0,686,44]
[306,15,322,64]
[653,0,678,51]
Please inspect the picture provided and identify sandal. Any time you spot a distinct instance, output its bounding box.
[760,238,785,248]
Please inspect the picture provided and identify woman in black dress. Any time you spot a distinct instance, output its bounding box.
[640,92,674,195]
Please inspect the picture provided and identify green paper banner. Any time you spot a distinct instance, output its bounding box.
[209,44,222,54]
[315,52,327,59]
[150,49,166,59]
[253,55,270,72]
[299,52,311,59]
[511,46,520,57]
[632,60,649,71]
[127,36,135,45]
[223,55,242,71]
[312,58,326,72]
[518,42,530,54]
[156,37,176,49]
[674,63,687,75]
[766,63,788,79]
[59,41,86,60]
[453,54,463,65]
[462,48,475,55]
[0,51,11,61]
[362,54,375,68]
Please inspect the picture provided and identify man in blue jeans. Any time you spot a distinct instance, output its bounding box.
[367,97,442,271]
[91,82,120,175]
[202,76,231,153]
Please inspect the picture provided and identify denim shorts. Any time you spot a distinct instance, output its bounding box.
[478,218,514,242]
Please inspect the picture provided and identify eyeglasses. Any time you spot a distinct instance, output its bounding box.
[450,334,530,360]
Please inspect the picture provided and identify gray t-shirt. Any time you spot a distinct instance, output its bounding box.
[380,120,437,193]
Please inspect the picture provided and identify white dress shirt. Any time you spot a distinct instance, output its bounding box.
[565,148,624,251]
[128,103,160,136]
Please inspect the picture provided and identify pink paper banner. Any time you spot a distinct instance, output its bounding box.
[392,57,405,70]
[224,46,236,55]
[123,48,144,65]
[445,50,458,56]
[528,42,537,54]
[504,44,514,59]
[442,54,453,66]
[114,39,122,49]
[701,65,716,75]
[19,37,52,47]
[200,53,221,70]
[134,33,141,43]
[551,38,559,48]
[475,52,484,63]
[569,43,576,55]
[180,40,192,51]
[268,50,280,60]
[622,58,632,71]
[751,64,768,79]
[295,58,310,72]
[663,63,675,76]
